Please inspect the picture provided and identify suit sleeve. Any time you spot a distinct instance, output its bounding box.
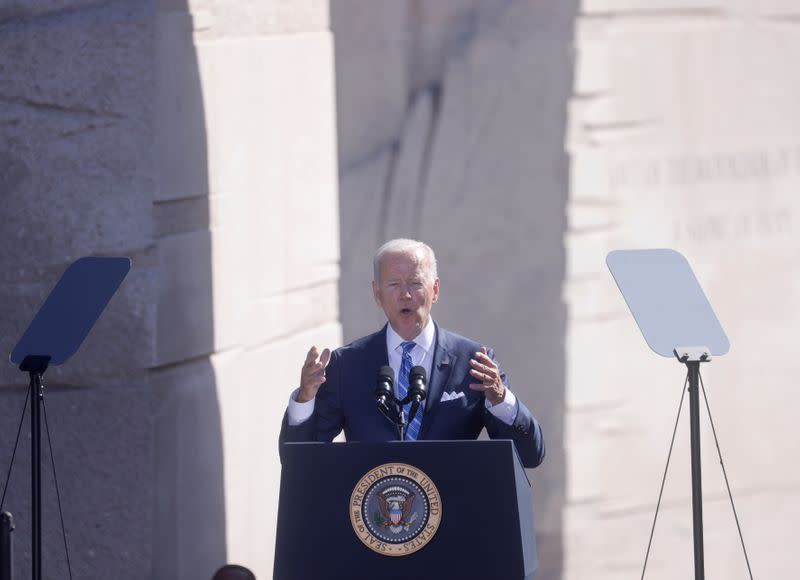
[482,349,546,469]
[278,349,345,449]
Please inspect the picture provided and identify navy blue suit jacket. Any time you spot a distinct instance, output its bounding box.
[280,323,545,468]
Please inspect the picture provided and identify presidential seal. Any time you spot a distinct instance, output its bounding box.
[349,463,442,556]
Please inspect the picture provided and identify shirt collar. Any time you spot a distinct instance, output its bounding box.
[386,318,435,354]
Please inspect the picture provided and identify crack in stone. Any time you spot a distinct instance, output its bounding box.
[59,121,116,137]
[0,95,124,120]
[568,198,619,207]
[580,8,728,22]
[412,84,441,236]
[377,139,400,242]
[762,14,800,23]
[568,221,621,235]
[572,90,612,101]
[0,0,115,28]
[339,141,397,175]
[376,85,442,242]
[582,119,655,132]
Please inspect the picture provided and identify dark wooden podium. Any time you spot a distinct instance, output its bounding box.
[275,440,538,580]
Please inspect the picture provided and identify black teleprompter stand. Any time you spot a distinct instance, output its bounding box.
[18,356,50,580]
[674,346,712,579]
[607,249,753,580]
[5,257,130,580]
[1,511,13,580]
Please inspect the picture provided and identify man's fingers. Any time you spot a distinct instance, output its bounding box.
[469,368,494,383]
[309,375,327,387]
[469,358,497,379]
[469,359,494,374]
[304,346,319,366]
[473,350,495,366]
[469,382,489,391]
[469,367,485,379]
[306,362,327,378]
[320,348,331,367]
[306,367,327,384]
[304,345,332,369]
[300,345,329,394]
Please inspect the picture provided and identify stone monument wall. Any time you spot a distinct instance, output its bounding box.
[0,3,161,578]
[0,1,339,579]
[566,1,800,578]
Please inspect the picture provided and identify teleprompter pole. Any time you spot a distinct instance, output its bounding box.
[674,348,711,580]
[31,374,42,580]
[20,357,49,580]
[686,360,705,580]
[1,511,13,580]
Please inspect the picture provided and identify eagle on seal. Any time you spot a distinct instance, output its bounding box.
[379,492,415,527]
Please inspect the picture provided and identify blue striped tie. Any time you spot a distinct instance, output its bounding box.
[398,341,423,440]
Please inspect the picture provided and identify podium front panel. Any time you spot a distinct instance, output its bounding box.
[275,440,537,580]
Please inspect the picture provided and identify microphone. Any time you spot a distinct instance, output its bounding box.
[374,365,396,413]
[406,365,427,426]
[375,366,405,439]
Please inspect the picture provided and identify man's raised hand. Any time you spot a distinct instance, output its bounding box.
[468,346,506,405]
[297,346,331,403]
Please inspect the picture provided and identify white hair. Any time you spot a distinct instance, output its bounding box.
[373,238,438,284]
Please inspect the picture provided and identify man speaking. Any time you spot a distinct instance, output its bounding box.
[280,239,545,468]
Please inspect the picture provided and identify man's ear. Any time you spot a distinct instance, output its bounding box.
[432,277,440,303]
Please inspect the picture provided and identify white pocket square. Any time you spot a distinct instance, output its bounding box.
[440,391,465,402]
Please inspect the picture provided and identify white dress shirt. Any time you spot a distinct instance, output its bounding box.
[287,319,518,426]
[385,318,435,401]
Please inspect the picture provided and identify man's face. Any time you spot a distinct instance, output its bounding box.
[372,249,440,341]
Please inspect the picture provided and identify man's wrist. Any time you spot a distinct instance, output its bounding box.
[485,388,517,425]
[295,386,316,403]
[487,385,506,406]
[287,387,315,426]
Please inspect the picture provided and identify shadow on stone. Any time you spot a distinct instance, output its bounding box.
[333,1,579,578]
[0,1,225,579]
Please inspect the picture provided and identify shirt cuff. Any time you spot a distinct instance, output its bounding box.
[484,388,518,425]
[287,387,315,426]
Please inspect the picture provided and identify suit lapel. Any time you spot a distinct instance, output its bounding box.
[420,323,455,439]
[368,324,390,369]
[363,325,396,439]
